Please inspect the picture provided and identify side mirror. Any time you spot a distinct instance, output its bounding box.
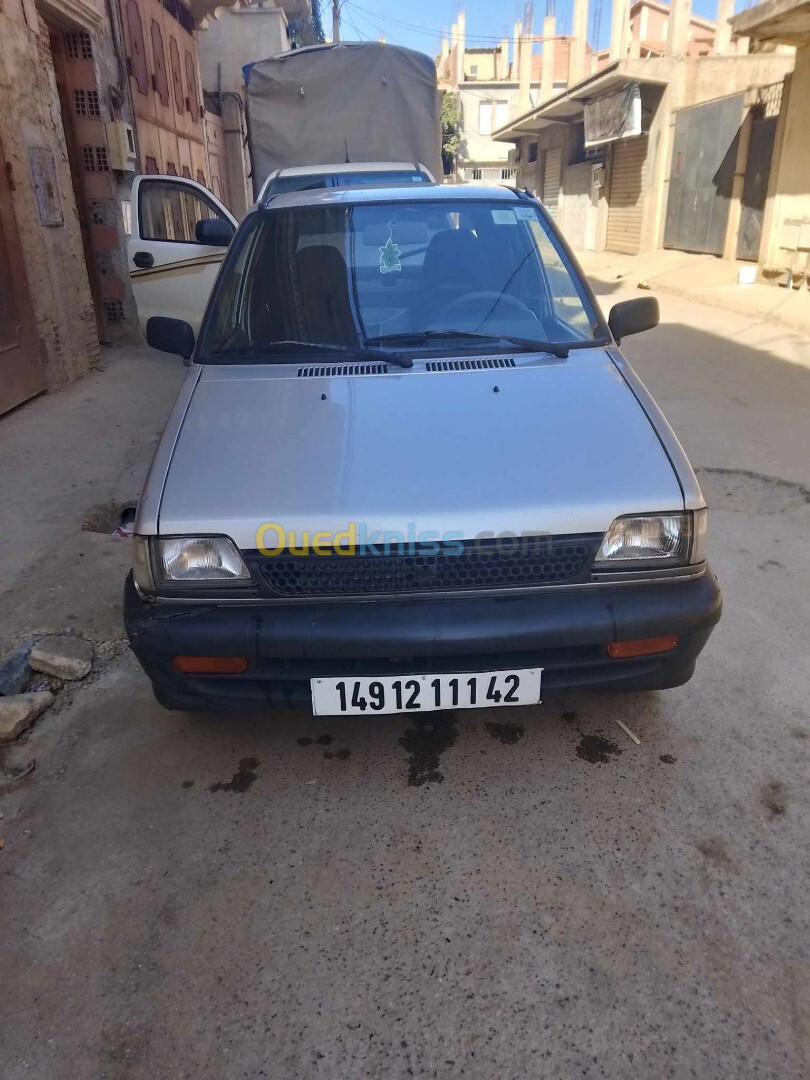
[608,297,659,343]
[195,217,235,246]
[146,316,195,360]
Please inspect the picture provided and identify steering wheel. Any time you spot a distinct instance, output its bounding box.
[437,291,539,331]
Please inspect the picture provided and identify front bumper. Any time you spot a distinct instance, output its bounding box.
[124,568,722,712]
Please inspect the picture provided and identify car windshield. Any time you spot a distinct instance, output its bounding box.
[199,197,607,362]
[265,170,430,195]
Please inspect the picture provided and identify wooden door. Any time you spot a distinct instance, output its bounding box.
[0,142,46,415]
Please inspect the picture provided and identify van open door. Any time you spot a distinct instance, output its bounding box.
[128,175,237,334]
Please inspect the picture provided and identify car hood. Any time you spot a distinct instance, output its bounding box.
[157,351,683,549]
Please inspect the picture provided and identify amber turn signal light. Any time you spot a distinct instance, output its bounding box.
[607,636,679,659]
[172,656,249,674]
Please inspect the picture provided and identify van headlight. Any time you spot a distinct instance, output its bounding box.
[133,536,251,593]
[595,510,707,565]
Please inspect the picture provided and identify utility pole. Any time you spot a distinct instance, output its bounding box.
[332,0,340,43]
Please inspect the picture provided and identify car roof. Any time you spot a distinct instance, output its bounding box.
[258,183,525,212]
[271,161,425,178]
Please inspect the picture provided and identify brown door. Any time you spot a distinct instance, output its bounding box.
[0,144,46,415]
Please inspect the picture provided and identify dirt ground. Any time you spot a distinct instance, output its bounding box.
[1,284,808,1079]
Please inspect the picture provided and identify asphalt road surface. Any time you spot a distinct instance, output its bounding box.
[1,284,809,1079]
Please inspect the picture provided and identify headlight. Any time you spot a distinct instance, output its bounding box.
[595,511,706,565]
[153,536,251,585]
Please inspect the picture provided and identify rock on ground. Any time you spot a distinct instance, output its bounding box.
[29,636,93,681]
[0,692,54,742]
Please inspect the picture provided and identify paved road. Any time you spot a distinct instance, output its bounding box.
[1,286,809,1079]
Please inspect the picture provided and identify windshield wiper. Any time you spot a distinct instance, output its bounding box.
[364,330,570,358]
[213,340,413,368]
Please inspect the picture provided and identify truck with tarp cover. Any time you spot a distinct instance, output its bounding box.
[243,42,443,197]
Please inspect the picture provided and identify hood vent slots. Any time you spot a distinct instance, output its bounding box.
[298,363,389,377]
[425,357,516,372]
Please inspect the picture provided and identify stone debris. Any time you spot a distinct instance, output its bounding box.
[29,636,93,681]
[0,692,54,743]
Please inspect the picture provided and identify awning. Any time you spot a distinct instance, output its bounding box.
[493,59,668,140]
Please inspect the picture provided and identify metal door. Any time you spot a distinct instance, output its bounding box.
[606,136,648,254]
[664,95,743,256]
[561,162,599,251]
[737,107,777,262]
[542,147,562,219]
[0,142,46,415]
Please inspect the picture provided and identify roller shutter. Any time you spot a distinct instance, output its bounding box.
[606,135,648,254]
[542,146,562,219]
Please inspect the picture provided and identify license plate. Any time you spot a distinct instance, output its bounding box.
[310,668,542,716]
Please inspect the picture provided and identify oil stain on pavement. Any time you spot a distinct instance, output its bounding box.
[484,721,525,745]
[209,757,260,793]
[399,719,458,787]
[575,734,623,764]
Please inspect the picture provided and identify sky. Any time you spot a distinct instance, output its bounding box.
[332,0,755,57]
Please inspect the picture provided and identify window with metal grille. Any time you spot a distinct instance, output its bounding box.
[471,168,482,180]
[73,89,101,117]
[103,299,125,323]
[81,146,109,172]
[500,167,516,180]
[65,31,92,60]
[38,20,53,68]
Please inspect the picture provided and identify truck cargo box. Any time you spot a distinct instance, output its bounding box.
[244,42,442,196]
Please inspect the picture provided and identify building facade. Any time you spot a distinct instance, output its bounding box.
[495,0,795,268]
[731,0,810,287]
[0,0,269,416]
[0,0,129,415]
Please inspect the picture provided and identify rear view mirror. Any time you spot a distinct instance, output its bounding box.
[146,316,195,360]
[608,297,659,343]
[196,218,235,246]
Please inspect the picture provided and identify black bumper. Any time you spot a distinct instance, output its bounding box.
[124,569,721,712]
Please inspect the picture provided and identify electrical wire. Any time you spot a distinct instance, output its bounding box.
[344,4,409,47]
[348,1,520,44]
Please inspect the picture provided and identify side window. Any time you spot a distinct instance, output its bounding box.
[139,182,223,244]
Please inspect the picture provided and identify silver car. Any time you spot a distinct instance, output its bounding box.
[126,184,721,715]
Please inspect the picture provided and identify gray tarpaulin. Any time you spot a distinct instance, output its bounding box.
[244,43,442,196]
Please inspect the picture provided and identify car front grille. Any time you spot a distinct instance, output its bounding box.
[255,534,601,598]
